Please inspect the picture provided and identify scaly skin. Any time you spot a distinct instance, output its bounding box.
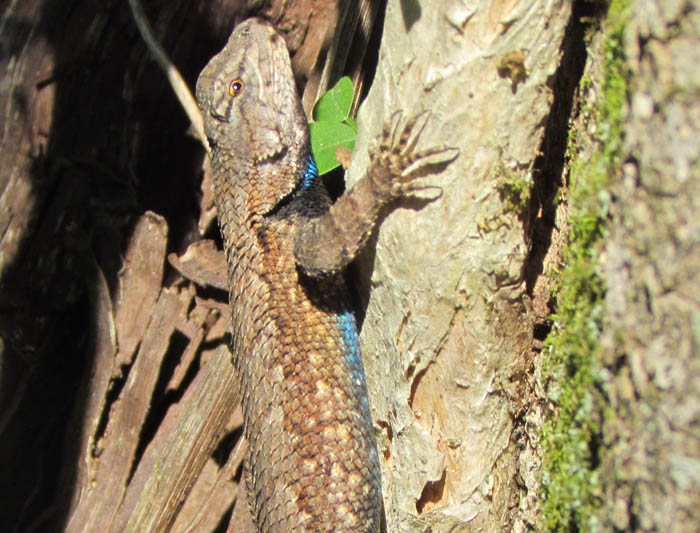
[196,18,456,532]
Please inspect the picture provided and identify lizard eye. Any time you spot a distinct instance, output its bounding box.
[229,79,244,96]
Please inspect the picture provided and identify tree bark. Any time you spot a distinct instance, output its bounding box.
[598,1,700,531]
[347,1,571,530]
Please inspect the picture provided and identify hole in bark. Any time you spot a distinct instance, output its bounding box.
[416,467,446,514]
[377,420,393,461]
[533,319,552,342]
[407,364,428,409]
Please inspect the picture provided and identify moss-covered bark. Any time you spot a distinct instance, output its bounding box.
[540,0,700,531]
[539,0,628,528]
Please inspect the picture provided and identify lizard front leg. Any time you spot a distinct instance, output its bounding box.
[295,111,459,277]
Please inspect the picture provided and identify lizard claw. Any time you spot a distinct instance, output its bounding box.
[380,110,403,153]
[400,110,431,157]
[390,180,444,199]
[400,145,460,178]
[371,111,459,200]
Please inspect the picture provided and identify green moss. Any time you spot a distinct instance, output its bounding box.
[539,0,629,531]
[496,159,532,215]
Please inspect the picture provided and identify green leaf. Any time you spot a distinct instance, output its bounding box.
[310,121,356,174]
[309,77,357,175]
[312,77,353,123]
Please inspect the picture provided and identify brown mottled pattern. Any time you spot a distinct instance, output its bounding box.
[196,17,456,533]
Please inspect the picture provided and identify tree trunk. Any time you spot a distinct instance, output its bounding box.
[348,1,571,530]
[597,1,700,531]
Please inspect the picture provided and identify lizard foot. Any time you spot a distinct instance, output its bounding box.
[369,111,459,199]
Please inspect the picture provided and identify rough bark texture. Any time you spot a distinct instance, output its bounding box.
[533,1,700,531]
[599,1,700,530]
[346,1,571,530]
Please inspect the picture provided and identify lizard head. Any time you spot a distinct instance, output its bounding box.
[196,18,310,215]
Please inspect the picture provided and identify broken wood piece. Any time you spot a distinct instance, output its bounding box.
[168,239,228,291]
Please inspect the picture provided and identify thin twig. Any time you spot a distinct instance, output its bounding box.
[127,0,210,152]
